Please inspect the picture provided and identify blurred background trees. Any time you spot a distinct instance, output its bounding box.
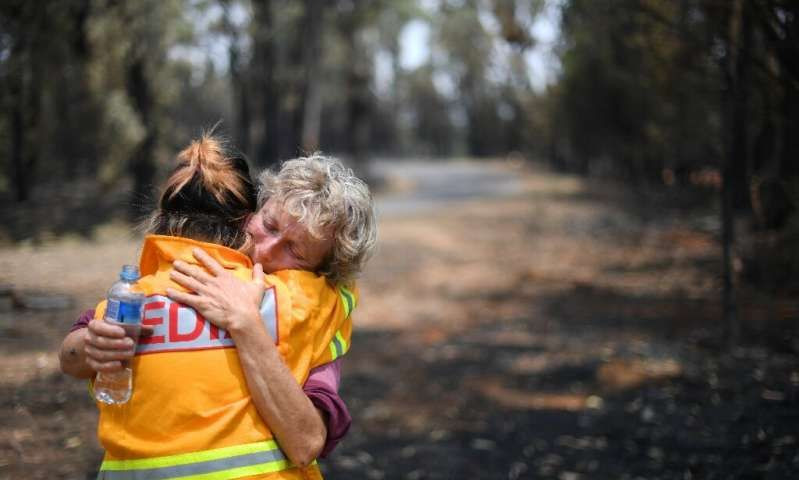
[5,4,799,478]
[0,0,797,290]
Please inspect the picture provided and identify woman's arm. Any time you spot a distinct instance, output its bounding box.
[226,307,328,467]
[59,328,95,379]
[166,250,329,467]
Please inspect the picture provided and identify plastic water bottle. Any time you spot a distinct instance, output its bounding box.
[94,265,144,405]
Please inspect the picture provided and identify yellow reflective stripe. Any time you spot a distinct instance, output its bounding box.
[99,451,315,480]
[330,286,355,360]
[338,286,355,318]
[174,459,291,480]
[328,329,350,361]
[101,440,280,471]
[335,330,349,354]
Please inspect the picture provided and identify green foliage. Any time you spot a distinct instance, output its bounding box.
[3,0,793,248]
[554,0,720,179]
[554,0,799,193]
[553,0,799,299]
[0,0,193,200]
[1,0,553,205]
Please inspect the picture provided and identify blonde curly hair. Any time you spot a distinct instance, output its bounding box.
[257,154,377,286]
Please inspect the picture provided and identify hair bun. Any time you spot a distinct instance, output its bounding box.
[165,134,251,208]
[147,132,257,250]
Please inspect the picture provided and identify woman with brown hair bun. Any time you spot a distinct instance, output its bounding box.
[59,134,370,479]
[143,136,256,247]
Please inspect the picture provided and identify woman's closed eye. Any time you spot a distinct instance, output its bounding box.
[263,219,279,234]
[288,243,306,262]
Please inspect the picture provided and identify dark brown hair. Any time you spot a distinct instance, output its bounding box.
[145,134,256,249]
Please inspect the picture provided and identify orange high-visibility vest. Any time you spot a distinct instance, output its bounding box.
[93,235,355,480]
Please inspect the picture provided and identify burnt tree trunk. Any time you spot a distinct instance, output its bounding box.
[300,0,325,153]
[125,57,157,219]
[730,2,753,213]
[8,36,41,203]
[339,1,372,176]
[719,0,754,347]
[253,0,279,167]
[221,0,251,159]
[9,70,28,202]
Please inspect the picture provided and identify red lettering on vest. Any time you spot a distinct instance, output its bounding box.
[209,321,232,340]
[209,321,219,340]
[141,301,165,344]
[169,302,204,342]
[135,295,236,355]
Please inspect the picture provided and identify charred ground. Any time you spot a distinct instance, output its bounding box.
[1,162,797,479]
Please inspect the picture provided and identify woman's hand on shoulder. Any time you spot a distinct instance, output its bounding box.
[166,247,266,333]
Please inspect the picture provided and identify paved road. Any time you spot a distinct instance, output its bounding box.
[371,159,525,216]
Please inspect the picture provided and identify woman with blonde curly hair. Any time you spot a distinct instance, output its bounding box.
[167,151,378,470]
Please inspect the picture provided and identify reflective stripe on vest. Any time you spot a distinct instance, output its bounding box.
[328,286,355,360]
[328,329,349,361]
[97,440,291,480]
[259,287,278,341]
[338,286,355,319]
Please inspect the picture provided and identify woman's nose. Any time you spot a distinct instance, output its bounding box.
[258,234,282,260]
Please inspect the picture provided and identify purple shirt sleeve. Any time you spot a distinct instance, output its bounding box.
[69,308,351,457]
[70,309,95,332]
[305,359,352,457]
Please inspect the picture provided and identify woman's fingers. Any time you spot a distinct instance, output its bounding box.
[252,263,264,285]
[88,318,126,338]
[84,322,135,373]
[166,288,203,311]
[87,358,123,373]
[87,332,134,351]
[84,318,135,373]
[85,343,134,362]
[192,248,226,276]
[169,270,209,294]
[173,259,214,284]
[87,320,132,350]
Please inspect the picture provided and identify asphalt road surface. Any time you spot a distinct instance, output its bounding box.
[372,159,526,216]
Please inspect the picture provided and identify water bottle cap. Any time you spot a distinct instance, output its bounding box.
[120,265,140,281]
